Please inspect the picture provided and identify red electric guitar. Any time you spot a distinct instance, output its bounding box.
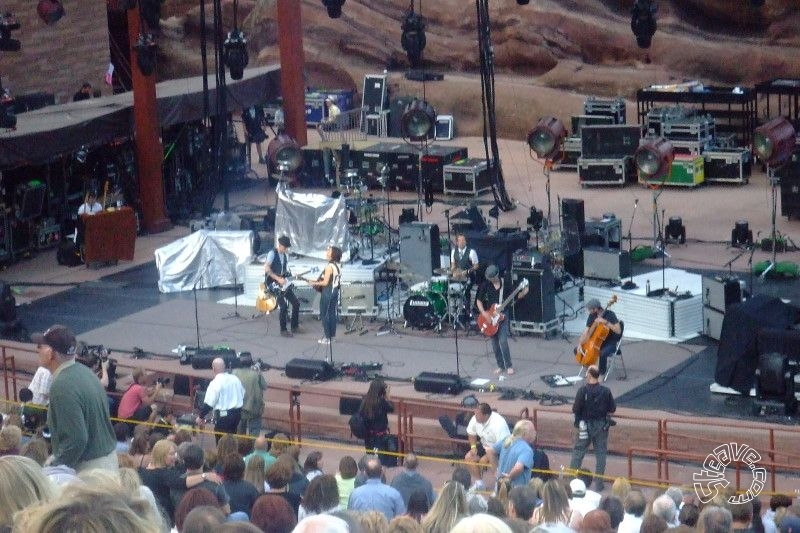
[477,278,529,337]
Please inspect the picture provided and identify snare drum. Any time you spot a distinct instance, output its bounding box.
[403,292,447,329]
[448,282,464,296]
[430,275,448,294]
[408,281,429,294]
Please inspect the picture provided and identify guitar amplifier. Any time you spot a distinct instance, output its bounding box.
[339,282,379,317]
[583,247,631,281]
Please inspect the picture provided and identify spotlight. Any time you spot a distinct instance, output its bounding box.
[731,220,753,248]
[139,0,162,30]
[267,133,302,173]
[401,11,427,68]
[0,13,21,52]
[401,99,436,141]
[223,30,249,81]
[321,0,345,19]
[635,136,674,180]
[37,0,65,25]
[631,0,657,49]
[753,116,796,167]
[527,117,567,160]
[75,145,89,164]
[665,216,686,244]
[134,33,157,76]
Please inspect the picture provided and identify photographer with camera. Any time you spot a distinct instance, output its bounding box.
[118,368,166,432]
[569,365,616,492]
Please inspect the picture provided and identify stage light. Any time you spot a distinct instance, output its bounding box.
[134,33,157,76]
[635,136,674,180]
[731,220,753,248]
[401,10,427,68]
[267,133,302,173]
[754,116,796,167]
[527,117,567,160]
[0,12,21,52]
[321,0,345,19]
[37,0,65,25]
[223,30,248,81]
[401,99,436,141]
[631,0,657,49]
[665,216,686,244]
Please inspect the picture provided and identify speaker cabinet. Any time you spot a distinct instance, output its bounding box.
[561,198,585,234]
[399,222,441,280]
[703,307,725,341]
[362,74,389,114]
[414,372,463,395]
[285,358,335,381]
[511,268,556,323]
[702,276,742,313]
[340,282,379,317]
[583,247,631,280]
[191,348,239,370]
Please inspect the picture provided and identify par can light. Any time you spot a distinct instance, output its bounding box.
[753,116,796,167]
[635,136,674,180]
[401,99,436,141]
[527,117,566,160]
[267,133,303,172]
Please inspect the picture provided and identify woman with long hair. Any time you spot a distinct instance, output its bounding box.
[308,245,342,345]
[360,378,395,454]
[244,454,267,494]
[530,479,582,529]
[303,450,324,481]
[0,455,55,529]
[421,480,468,533]
[298,474,341,520]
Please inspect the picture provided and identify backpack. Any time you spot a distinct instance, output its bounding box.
[349,412,368,439]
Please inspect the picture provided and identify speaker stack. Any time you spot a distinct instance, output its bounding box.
[510,267,556,324]
[561,198,585,277]
[399,222,441,280]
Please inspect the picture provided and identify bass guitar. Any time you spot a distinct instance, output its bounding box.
[575,295,618,366]
[476,278,529,337]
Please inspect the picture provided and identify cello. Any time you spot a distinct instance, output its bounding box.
[575,295,618,366]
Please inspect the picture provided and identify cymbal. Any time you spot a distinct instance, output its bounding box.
[433,267,450,275]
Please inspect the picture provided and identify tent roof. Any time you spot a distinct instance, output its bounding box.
[0,65,281,168]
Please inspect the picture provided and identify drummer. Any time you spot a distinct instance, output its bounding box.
[450,232,479,284]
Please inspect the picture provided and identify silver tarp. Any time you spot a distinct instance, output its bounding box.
[274,185,350,261]
[154,230,253,293]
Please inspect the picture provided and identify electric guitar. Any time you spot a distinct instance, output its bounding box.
[477,278,529,337]
[266,269,314,294]
[575,295,618,366]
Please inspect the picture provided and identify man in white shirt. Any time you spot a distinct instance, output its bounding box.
[618,489,647,533]
[464,402,510,490]
[77,191,103,215]
[569,478,600,516]
[29,365,53,405]
[196,357,245,442]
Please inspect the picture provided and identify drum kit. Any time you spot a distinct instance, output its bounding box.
[402,268,473,331]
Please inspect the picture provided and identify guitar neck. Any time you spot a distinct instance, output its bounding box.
[497,283,524,312]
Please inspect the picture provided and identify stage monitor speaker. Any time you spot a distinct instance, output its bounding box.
[464,230,529,275]
[285,358,335,381]
[583,247,631,280]
[191,348,239,370]
[561,198,585,234]
[389,96,416,138]
[399,222,441,279]
[414,372,463,395]
[511,268,556,323]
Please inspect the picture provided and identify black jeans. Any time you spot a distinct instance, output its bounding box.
[214,408,242,442]
[279,287,300,332]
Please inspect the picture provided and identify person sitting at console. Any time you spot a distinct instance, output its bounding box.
[78,191,103,215]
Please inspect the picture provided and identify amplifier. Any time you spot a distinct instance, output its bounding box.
[399,222,441,279]
[580,125,641,159]
[702,276,741,312]
[704,148,752,184]
[703,307,725,341]
[285,358,336,381]
[553,136,581,170]
[570,114,613,136]
[414,372,463,395]
[778,150,800,218]
[300,148,326,187]
[511,267,556,323]
[512,248,546,269]
[339,282,379,317]
[583,247,631,281]
[645,106,690,136]
[190,348,239,370]
[359,142,418,191]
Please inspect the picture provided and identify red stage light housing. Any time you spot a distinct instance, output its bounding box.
[754,116,796,167]
[527,117,566,160]
[635,136,674,180]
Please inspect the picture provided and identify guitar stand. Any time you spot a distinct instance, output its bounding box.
[345,311,367,334]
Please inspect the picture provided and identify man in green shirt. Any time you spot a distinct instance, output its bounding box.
[34,324,117,472]
[232,354,267,437]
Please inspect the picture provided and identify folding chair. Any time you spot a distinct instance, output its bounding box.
[604,321,627,381]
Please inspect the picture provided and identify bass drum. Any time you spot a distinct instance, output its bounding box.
[403,292,447,329]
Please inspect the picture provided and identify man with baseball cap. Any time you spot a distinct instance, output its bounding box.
[265,235,301,337]
[32,324,117,472]
[577,298,621,377]
[475,264,529,375]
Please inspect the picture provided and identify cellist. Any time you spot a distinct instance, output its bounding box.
[577,298,622,375]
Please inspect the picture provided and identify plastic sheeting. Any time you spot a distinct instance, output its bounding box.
[155,230,253,293]
[273,185,350,261]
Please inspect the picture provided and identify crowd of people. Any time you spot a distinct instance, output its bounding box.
[4,323,797,533]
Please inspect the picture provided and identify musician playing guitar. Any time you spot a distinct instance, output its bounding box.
[264,235,301,337]
[306,245,342,347]
[475,265,529,375]
[576,298,622,376]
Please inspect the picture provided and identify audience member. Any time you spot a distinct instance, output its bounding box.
[530,479,582,529]
[220,521,264,532]
[118,368,162,428]
[359,509,391,533]
[753,499,766,533]
[652,494,679,528]
[171,443,230,515]
[129,430,152,468]
[641,514,670,533]
[452,466,472,492]
[336,455,358,507]
[303,450,324,481]
[295,514,350,533]
[0,424,21,455]
[223,453,259,517]
[389,515,426,533]
[195,358,245,441]
[348,456,406,520]
[299,473,341,519]
[679,503,700,528]
[391,453,436,507]
[487,497,507,518]
[617,489,646,533]
[73,82,93,102]
[216,434,240,467]
[464,402,511,491]
[580,509,614,533]
[763,495,792,533]
[406,488,431,522]
[181,505,226,532]
[28,364,52,405]
[599,495,624,531]
[174,488,222,533]
[249,494,297,533]
[570,478,600,515]
[781,515,800,533]
[452,513,514,533]
[283,447,310,497]
[0,456,55,529]
[21,438,50,466]
[265,458,301,515]
[731,501,755,533]
[491,419,537,488]
[698,505,734,533]
[34,324,118,472]
[245,435,276,471]
[611,477,631,501]
[507,485,538,521]
[231,354,267,437]
[421,480,469,533]
[244,454,267,494]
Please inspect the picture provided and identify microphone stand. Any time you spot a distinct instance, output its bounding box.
[620,199,639,290]
[222,261,245,320]
[193,259,214,350]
